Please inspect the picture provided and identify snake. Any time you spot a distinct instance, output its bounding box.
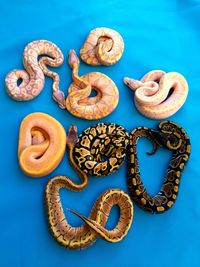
[18,112,66,177]
[65,49,119,120]
[72,122,129,178]
[124,70,188,119]
[18,113,129,190]
[127,121,191,213]
[5,40,66,109]
[45,180,134,249]
[50,122,129,191]
[44,122,133,249]
[80,27,124,66]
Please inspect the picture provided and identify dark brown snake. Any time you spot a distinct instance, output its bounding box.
[127,121,191,213]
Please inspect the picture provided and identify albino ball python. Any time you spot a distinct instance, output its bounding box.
[64,50,119,120]
[124,70,188,119]
[80,27,124,66]
[18,112,66,177]
[18,113,129,190]
[5,40,66,108]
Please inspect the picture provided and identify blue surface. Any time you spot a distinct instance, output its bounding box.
[0,0,199,266]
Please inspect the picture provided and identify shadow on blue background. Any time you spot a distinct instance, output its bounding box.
[0,0,199,266]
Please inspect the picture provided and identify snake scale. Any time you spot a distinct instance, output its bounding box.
[124,70,188,119]
[18,113,129,187]
[127,121,191,213]
[18,113,133,248]
[18,112,66,177]
[5,28,124,120]
[65,50,119,120]
[80,27,124,66]
[5,40,65,107]
[46,181,133,249]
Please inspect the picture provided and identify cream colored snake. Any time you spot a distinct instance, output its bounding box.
[124,70,188,119]
[5,40,66,108]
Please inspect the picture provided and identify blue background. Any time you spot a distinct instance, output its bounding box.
[0,0,199,266]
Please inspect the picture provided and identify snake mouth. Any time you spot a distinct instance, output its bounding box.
[123,77,131,86]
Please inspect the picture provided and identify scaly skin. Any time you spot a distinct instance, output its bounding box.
[5,40,66,109]
[80,27,124,66]
[18,112,67,177]
[73,122,129,177]
[124,70,188,119]
[65,50,119,120]
[127,121,191,213]
[45,181,134,249]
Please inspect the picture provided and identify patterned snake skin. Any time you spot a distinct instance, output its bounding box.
[5,40,65,108]
[65,50,119,120]
[124,70,188,119]
[73,122,129,177]
[127,121,191,213]
[80,27,124,66]
[45,180,133,249]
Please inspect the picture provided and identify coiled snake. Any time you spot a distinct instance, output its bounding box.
[18,113,133,248]
[5,40,65,107]
[127,121,191,213]
[80,27,124,66]
[46,182,133,249]
[18,113,129,188]
[64,50,119,120]
[124,70,188,119]
[44,121,133,248]
[18,112,66,177]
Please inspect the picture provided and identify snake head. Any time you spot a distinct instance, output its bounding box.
[66,125,78,148]
[151,129,182,151]
[52,90,66,109]
[124,77,143,91]
[68,49,80,69]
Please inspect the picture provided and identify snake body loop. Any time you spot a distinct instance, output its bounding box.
[127,121,191,213]
[124,70,188,119]
[80,27,124,66]
[65,50,119,120]
[46,178,133,249]
[5,40,65,108]
[18,112,66,177]
[72,122,129,177]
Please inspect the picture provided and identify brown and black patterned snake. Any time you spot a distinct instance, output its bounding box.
[45,122,133,249]
[127,121,191,213]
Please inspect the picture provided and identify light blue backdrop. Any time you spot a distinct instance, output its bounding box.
[0,0,199,266]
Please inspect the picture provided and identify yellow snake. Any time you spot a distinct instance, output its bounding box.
[18,112,66,177]
[80,27,124,66]
[64,50,119,120]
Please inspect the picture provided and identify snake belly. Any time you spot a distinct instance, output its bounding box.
[124,70,188,119]
[5,40,65,106]
[72,122,129,176]
[18,112,66,177]
[127,121,191,213]
[45,176,134,249]
[80,27,124,66]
